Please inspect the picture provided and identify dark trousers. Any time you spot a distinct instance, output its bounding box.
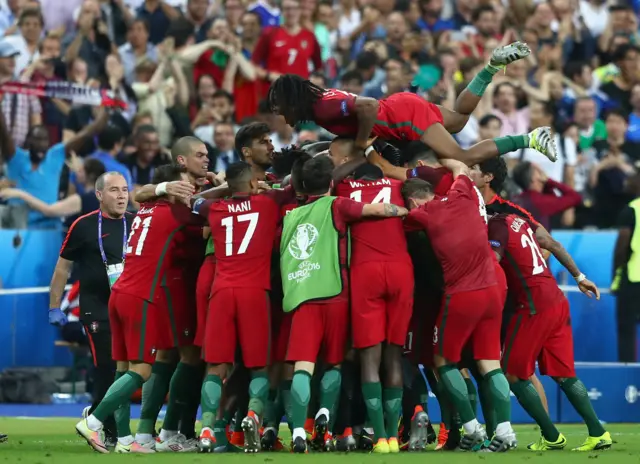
[616,281,640,363]
[84,320,117,440]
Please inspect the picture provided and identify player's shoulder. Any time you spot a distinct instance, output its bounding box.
[68,209,100,232]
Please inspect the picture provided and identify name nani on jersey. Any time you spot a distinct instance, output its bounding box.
[228,201,252,213]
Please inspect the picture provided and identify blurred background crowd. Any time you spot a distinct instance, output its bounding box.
[0,0,640,231]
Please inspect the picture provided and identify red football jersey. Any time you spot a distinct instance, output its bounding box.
[488,213,564,314]
[335,177,410,264]
[114,202,192,301]
[407,165,488,224]
[253,26,322,88]
[405,175,496,293]
[197,189,295,291]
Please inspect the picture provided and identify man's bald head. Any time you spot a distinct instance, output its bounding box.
[171,136,209,180]
[95,171,126,191]
[171,136,206,162]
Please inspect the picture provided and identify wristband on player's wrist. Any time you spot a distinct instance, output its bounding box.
[574,273,587,283]
[155,182,168,196]
[365,145,375,158]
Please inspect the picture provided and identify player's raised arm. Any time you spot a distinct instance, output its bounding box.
[361,202,409,218]
[535,226,600,299]
[134,180,195,203]
[439,158,471,178]
[353,96,380,151]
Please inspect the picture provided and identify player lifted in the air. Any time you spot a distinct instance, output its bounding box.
[268,42,559,166]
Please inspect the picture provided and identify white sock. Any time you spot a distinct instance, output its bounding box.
[135,433,153,444]
[293,427,306,441]
[86,414,103,432]
[315,407,330,421]
[118,435,134,446]
[495,422,513,436]
[462,418,480,435]
[159,429,178,442]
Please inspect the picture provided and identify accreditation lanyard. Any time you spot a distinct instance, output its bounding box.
[98,211,127,288]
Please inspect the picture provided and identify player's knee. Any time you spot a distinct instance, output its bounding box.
[130,362,152,381]
[179,345,201,365]
[505,373,520,384]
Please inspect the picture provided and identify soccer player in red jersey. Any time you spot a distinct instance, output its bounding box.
[192,161,296,453]
[334,162,413,452]
[401,160,516,452]
[488,214,612,452]
[130,137,211,451]
[252,0,322,97]
[76,165,197,454]
[281,155,408,454]
[267,43,559,165]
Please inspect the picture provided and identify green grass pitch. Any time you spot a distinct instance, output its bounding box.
[1,418,638,463]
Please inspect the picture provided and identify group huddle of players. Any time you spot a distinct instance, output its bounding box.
[75,43,613,454]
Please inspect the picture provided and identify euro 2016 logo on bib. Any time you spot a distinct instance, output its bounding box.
[288,223,319,260]
[287,223,321,284]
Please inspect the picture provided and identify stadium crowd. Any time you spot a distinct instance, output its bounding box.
[0,0,635,456]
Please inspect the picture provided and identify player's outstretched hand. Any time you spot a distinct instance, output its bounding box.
[166,181,195,199]
[578,279,600,300]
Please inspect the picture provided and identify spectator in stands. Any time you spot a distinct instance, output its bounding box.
[248,0,281,27]
[118,19,159,86]
[64,103,131,157]
[63,2,111,79]
[0,108,108,229]
[194,89,237,145]
[209,121,239,172]
[184,0,213,43]
[600,44,640,115]
[589,110,638,229]
[86,126,133,196]
[252,0,322,98]
[0,38,42,149]
[628,84,640,143]
[4,8,43,76]
[0,158,106,221]
[493,82,529,136]
[574,96,607,151]
[0,0,21,37]
[136,0,181,45]
[511,160,582,231]
[122,125,170,188]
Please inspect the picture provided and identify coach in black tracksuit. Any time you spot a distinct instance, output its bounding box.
[49,172,132,444]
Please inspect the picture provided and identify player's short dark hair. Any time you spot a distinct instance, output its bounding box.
[479,114,502,128]
[152,164,187,184]
[300,156,333,195]
[212,89,234,105]
[226,161,253,192]
[479,157,508,193]
[341,70,364,86]
[402,178,434,202]
[272,146,307,178]
[83,158,106,184]
[291,153,312,193]
[610,4,632,13]
[235,122,271,154]
[471,4,494,22]
[97,125,124,151]
[611,43,640,63]
[172,136,204,161]
[405,141,437,166]
[353,163,383,181]
[512,161,533,191]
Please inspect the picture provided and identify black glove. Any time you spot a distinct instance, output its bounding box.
[373,140,403,166]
